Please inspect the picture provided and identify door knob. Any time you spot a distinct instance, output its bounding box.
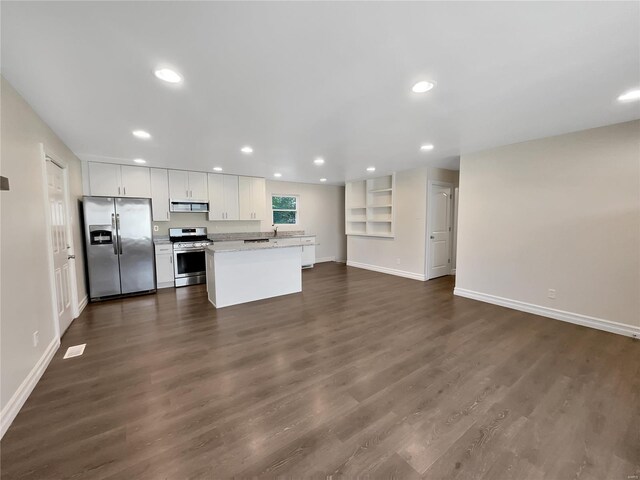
[430,235,435,239]
[68,255,76,259]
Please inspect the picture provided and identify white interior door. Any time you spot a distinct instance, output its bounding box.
[428,183,452,279]
[46,160,74,334]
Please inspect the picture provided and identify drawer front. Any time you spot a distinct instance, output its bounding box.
[155,244,173,254]
[270,238,300,246]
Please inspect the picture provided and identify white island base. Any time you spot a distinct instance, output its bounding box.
[206,244,302,308]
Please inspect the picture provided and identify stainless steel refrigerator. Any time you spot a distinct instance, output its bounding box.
[83,196,156,301]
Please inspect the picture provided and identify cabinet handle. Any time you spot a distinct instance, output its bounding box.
[118,186,121,195]
[170,255,173,263]
[166,211,169,220]
[123,186,127,196]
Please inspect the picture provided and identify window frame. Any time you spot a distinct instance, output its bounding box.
[271,194,300,225]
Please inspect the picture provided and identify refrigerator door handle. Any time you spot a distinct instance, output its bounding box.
[111,213,118,255]
[116,213,123,254]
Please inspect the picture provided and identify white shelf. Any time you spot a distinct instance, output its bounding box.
[345,173,395,238]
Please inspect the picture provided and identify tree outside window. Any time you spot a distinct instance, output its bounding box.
[272,195,298,224]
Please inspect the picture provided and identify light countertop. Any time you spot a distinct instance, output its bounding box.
[209,234,315,242]
[206,242,318,254]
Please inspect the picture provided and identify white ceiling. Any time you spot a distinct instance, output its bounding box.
[2,2,639,184]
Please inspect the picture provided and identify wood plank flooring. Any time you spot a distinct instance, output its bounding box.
[1,263,638,479]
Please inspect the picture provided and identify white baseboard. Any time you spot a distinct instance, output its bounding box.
[76,295,88,317]
[1,337,60,438]
[347,261,426,281]
[454,288,640,339]
[450,269,456,275]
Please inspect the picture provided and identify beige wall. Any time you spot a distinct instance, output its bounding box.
[266,180,346,262]
[455,120,640,333]
[347,167,459,279]
[152,180,346,262]
[0,77,87,425]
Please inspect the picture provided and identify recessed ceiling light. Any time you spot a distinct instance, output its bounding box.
[420,144,434,151]
[412,81,435,93]
[366,166,376,172]
[241,146,253,154]
[132,130,151,139]
[618,89,640,102]
[213,167,223,172]
[133,158,146,164]
[314,157,325,165]
[273,172,282,178]
[320,178,327,182]
[154,68,182,84]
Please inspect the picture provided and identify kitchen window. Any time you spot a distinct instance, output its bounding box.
[272,195,298,224]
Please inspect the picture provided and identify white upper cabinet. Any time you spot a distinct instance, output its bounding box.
[208,173,239,220]
[168,170,208,202]
[89,162,121,196]
[207,173,224,220]
[239,176,266,221]
[150,168,170,221]
[168,170,189,200]
[188,172,208,202]
[224,175,240,220]
[88,162,150,198]
[120,165,151,198]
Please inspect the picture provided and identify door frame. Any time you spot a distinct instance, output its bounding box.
[40,144,80,339]
[425,180,454,280]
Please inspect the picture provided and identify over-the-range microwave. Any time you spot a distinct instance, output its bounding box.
[170,201,209,213]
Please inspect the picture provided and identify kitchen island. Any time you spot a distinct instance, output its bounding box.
[205,242,305,308]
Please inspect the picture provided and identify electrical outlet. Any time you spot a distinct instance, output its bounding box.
[33,331,39,347]
[547,289,556,299]
[396,258,401,265]
[153,225,159,232]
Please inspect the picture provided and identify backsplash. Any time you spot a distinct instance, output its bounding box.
[153,213,263,236]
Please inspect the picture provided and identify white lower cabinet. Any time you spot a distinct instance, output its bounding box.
[155,244,174,288]
[302,244,316,268]
[269,236,315,267]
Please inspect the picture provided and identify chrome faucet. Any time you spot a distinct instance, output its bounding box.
[272,224,278,237]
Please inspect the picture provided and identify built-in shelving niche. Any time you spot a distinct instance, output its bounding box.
[345,173,395,237]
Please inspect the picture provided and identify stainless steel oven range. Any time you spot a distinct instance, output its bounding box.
[169,227,212,287]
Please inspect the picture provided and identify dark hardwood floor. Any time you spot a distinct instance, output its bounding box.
[2,263,638,479]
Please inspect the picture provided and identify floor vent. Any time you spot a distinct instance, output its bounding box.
[63,344,86,359]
